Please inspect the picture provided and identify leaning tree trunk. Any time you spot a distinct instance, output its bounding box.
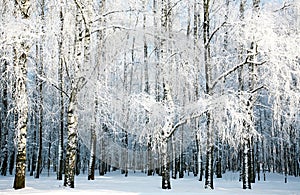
[13,0,30,190]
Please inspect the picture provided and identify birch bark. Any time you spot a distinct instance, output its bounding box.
[13,0,30,190]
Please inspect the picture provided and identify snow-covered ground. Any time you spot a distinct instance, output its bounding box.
[1,171,300,195]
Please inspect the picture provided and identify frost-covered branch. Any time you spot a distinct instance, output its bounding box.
[93,9,139,22]
[273,1,292,12]
[210,57,267,90]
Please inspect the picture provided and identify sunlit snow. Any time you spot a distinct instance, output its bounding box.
[1,171,300,195]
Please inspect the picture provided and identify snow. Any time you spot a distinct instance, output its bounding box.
[1,171,300,195]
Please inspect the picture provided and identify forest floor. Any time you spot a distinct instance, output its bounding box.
[0,170,300,195]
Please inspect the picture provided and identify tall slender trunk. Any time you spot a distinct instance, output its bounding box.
[29,113,36,176]
[57,0,65,181]
[13,0,30,190]
[143,1,153,176]
[203,0,214,190]
[0,60,8,176]
[35,0,45,177]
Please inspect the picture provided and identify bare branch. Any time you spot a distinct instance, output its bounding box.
[250,85,266,94]
[167,0,183,16]
[205,21,226,47]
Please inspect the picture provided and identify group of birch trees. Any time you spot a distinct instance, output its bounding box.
[0,0,300,191]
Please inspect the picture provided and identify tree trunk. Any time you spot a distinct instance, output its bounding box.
[171,135,176,179]
[12,39,28,190]
[203,0,214,190]
[147,136,153,176]
[29,113,36,176]
[64,90,78,188]
[99,125,106,176]
[13,0,30,190]
[204,112,214,189]
[161,139,171,189]
[47,131,52,177]
[35,0,45,179]
[242,138,251,189]
[88,95,97,180]
[179,126,184,178]
[0,60,8,176]
[57,0,65,181]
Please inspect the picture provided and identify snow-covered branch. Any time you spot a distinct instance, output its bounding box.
[210,57,267,90]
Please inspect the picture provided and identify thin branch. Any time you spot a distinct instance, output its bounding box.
[273,2,291,12]
[210,57,267,90]
[93,9,139,23]
[50,83,70,99]
[251,85,266,94]
[73,0,88,32]
[167,111,207,139]
[205,21,226,47]
[167,0,183,16]
[211,56,248,90]
[37,73,69,98]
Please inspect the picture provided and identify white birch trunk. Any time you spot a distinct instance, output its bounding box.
[243,138,251,189]
[203,0,214,190]
[161,83,174,189]
[64,89,78,188]
[13,0,30,190]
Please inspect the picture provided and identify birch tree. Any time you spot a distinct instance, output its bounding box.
[202,0,214,189]
[13,0,31,190]
[64,0,93,188]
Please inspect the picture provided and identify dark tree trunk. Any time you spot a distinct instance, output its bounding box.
[47,132,52,177]
[88,94,97,180]
[57,0,64,181]
[0,61,8,176]
[35,0,45,179]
